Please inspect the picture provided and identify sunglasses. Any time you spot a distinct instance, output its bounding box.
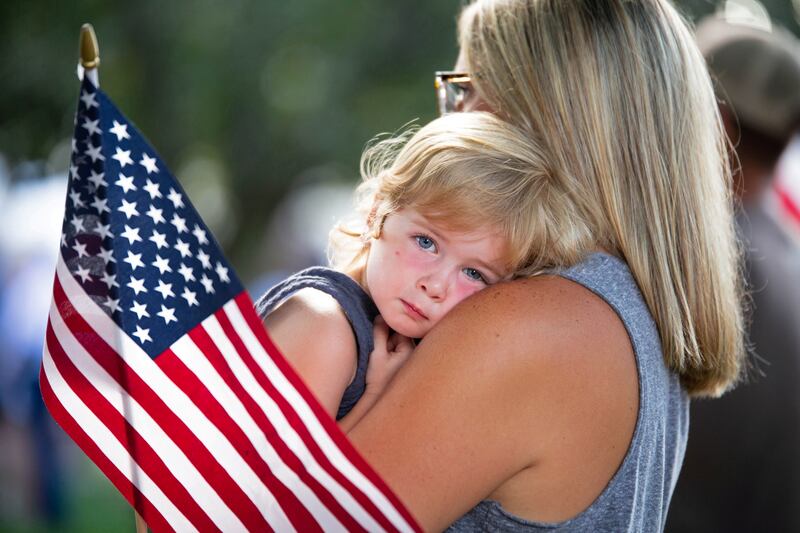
[434,71,473,115]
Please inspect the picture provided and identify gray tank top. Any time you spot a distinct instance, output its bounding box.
[447,252,689,532]
[254,267,378,420]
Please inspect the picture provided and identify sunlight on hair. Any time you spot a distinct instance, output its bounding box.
[724,0,772,32]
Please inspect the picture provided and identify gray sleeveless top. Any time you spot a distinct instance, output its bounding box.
[447,252,689,532]
[254,267,378,420]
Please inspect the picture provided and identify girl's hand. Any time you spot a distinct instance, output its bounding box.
[366,315,415,396]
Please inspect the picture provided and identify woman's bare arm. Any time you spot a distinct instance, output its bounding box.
[347,276,638,531]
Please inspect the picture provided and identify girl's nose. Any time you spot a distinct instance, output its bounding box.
[416,271,448,301]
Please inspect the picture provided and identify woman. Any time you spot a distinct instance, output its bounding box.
[344,0,745,531]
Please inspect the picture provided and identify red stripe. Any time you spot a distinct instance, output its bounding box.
[212,307,364,531]
[52,277,268,531]
[167,323,322,531]
[776,184,800,223]
[40,347,174,533]
[234,293,421,532]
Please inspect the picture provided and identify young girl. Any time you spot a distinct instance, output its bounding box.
[255,111,559,429]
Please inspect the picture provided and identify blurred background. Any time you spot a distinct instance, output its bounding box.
[1,0,799,531]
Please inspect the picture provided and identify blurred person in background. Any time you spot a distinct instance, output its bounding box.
[666,14,800,532]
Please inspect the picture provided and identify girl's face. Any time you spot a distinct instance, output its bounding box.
[364,207,510,338]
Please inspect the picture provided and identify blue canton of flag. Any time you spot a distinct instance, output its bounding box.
[61,78,238,355]
[40,75,420,533]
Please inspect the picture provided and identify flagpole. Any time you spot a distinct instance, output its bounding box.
[78,23,148,533]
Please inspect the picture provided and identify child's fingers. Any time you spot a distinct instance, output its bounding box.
[372,315,390,351]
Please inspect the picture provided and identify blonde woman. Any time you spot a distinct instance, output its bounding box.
[343,0,746,531]
[258,111,555,430]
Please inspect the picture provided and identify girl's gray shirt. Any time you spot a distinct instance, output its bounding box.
[447,252,689,532]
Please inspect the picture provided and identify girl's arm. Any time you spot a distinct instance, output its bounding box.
[262,288,358,419]
[347,276,638,531]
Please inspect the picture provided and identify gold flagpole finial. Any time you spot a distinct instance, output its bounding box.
[79,23,100,69]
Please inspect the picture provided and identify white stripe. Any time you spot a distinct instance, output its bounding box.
[172,332,336,530]
[226,300,415,533]
[199,314,353,531]
[48,291,245,531]
[56,257,294,532]
[41,343,195,532]
[207,308,383,532]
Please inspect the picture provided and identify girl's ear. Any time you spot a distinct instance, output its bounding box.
[366,196,386,240]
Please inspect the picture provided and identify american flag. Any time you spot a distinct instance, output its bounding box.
[774,135,800,244]
[40,75,419,532]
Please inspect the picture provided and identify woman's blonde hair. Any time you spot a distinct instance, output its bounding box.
[330,111,584,285]
[458,0,745,397]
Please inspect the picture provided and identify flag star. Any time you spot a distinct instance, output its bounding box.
[80,90,98,109]
[118,199,140,219]
[112,147,133,167]
[90,196,110,214]
[123,250,145,271]
[72,241,89,258]
[95,223,113,240]
[143,179,162,199]
[100,271,119,289]
[167,188,184,208]
[178,263,195,282]
[115,174,137,193]
[174,238,192,258]
[132,325,152,344]
[170,213,188,234]
[181,286,199,307]
[127,276,148,295]
[69,163,79,180]
[197,249,212,269]
[155,279,175,299]
[120,224,142,245]
[145,205,165,224]
[69,190,86,208]
[87,170,107,189]
[215,262,230,283]
[109,120,130,141]
[85,143,105,162]
[98,247,116,264]
[140,153,158,174]
[130,300,150,319]
[70,214,86,233]
[152,254,172,274]
[81,117,101,136]
[200,274,215,294]
[103,296,120,314]
[61,233,67,247]
[71,138,78,153]
[156,305,177,325]
[191,224,209,245]
[149,230,168,249]
[74,265,92,283]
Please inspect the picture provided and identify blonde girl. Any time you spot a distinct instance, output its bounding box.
[257,111,556,430]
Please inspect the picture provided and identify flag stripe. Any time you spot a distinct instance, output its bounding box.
[40,347,191,532]
[228,297,418,532]
[51,274,258,530]
[776,184,800,223]
[53,259,279,531]
[207,309,369,531]
[219,299,395,532]
[44,318,216,531]
[170,329,326,531]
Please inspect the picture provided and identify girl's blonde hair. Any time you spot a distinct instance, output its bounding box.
[458,0,745,397]
[329,112,584,284]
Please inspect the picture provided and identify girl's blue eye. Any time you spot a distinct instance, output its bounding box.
[415,235,436,251]
[463,267,486,283]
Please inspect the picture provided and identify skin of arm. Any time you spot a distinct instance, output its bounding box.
[347,275,639,531]
[262,288,358,420]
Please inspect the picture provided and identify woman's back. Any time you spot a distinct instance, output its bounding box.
[447,253,689,531]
